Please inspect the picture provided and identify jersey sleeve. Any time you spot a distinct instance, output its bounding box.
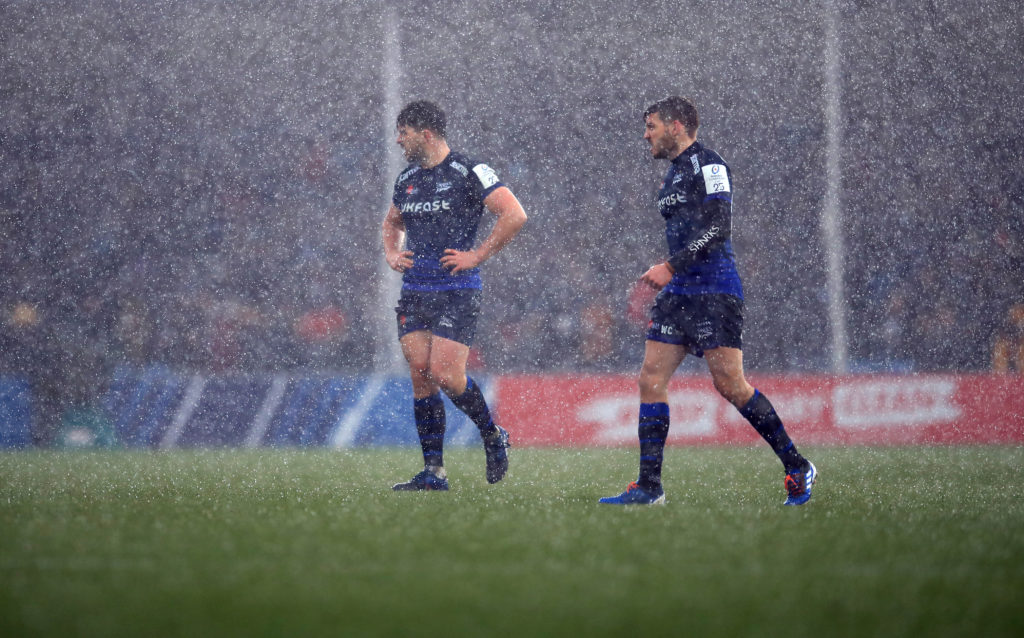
[470,163,504,200]
[392,166,418,207]
[666,162,733,273]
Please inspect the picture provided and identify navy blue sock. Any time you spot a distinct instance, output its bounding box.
[638,402,670,490]
[738,389,806,473]
[449,377,497,437]
[414,393,446,468]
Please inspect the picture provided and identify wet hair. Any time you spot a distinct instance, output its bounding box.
[397,100,447,138]
[644,96,699,136]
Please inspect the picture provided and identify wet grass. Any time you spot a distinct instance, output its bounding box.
[1,446,1022,637]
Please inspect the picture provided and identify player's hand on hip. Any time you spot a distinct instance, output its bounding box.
[387,250,414,273]
[441,248,480,273]
[641,262,673,290]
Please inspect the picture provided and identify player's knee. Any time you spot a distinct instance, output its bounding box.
[407,358,432,382]
[428,363,462,394]
[712,375,750,407]
[638,368,667,397]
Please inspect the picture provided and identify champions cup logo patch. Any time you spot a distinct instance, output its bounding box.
[701,164,730,193]
[472,164,499,189]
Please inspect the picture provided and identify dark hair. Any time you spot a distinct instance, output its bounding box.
[397,100,447,138]
[644,96,699,136]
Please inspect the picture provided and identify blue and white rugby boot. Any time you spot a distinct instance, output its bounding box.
[783,461,817,506]
[483,426,510,484]
[598,480,666,505]
[392,468,449,491]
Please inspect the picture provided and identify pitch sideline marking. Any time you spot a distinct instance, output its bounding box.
[330,374,386,448]
[245,374,289,448]
[159,374,207,450]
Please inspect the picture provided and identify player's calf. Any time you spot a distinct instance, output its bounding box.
[483,426,510,484]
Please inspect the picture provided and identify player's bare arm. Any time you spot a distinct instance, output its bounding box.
[382,203,414,273]
[640,262,674,290]
[642,198,728,290]
[441,186,527,274]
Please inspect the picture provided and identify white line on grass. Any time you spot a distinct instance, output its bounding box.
[245,374,288,448]
[159,374,206,449]
[330,374,386,448]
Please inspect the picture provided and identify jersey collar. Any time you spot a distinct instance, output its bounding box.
[671,141,701,166]
[420,150,452,171]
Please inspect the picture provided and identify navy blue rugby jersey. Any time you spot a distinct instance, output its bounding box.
[657,141,743,298]
[392,151,504,291]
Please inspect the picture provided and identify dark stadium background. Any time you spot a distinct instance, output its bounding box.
[2,5,1023,636]
[2,0,1022,444]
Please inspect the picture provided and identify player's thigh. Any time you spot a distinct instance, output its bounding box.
[704,346,754,406]
[639,339,688,396]
[427,335,471,393]
[400,330,433,372]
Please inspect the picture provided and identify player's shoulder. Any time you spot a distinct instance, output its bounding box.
[396,163,421,185]
[696,143,732,194]
[447,151,501,190]
[696,143,728,169]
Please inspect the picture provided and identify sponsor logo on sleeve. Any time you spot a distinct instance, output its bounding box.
[472,163,500,189]
[450,161,469,177]
[701,164,731,193]
[690,155,700,174]
[397,166,419,183]
[687,226,720,252]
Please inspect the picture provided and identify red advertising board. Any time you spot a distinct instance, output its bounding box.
[493,374,1024,446]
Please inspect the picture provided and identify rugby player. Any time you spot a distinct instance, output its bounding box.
[382,100,527,491]
[599,96,817,506]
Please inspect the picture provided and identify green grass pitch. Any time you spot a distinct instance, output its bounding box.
[2,446,1022,637]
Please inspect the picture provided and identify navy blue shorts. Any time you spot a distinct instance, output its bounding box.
[395,289,482,346]
[646,292,743,357]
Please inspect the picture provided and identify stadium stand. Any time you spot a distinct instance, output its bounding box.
[1,1,1021,445]
[0,378,32,448]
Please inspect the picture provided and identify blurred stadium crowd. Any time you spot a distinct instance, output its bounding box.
[2,1,1022,438]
